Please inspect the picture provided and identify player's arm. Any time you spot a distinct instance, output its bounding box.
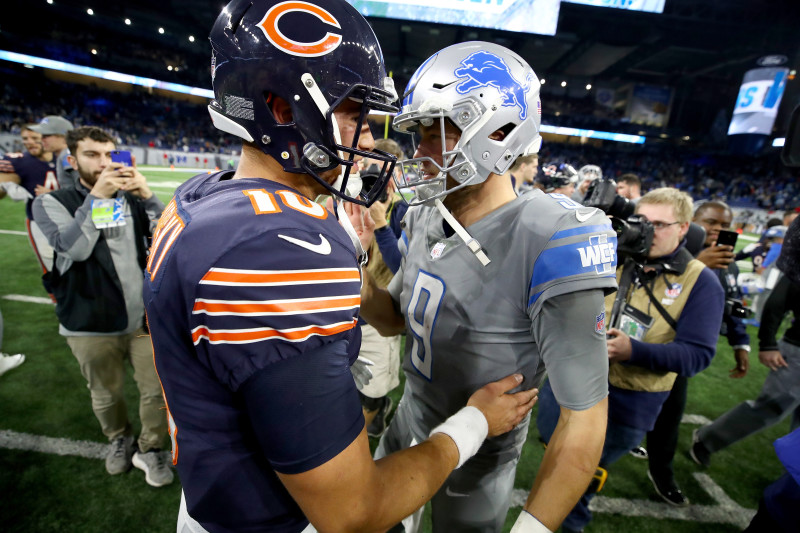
[0,171,22,199]
[359,267,406,336]
[275,371,536,533]
[520,289,609,531]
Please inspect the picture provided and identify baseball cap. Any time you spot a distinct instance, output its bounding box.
[30,116,74,136]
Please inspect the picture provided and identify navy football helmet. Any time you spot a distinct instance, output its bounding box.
[208,0,398,205]
[539,162,578,192]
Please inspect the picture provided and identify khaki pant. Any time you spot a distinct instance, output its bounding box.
[66,328,167,452]
[358,323,402,399]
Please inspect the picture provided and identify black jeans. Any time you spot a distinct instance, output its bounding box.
[647,375,688,479]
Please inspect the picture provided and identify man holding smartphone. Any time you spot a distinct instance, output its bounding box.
[32,126,172,487]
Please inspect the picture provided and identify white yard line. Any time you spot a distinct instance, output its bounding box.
[3,295,54,305]
[0,229,27,236]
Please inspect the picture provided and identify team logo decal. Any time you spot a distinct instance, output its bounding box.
[453,51,534,119]
[595,312,606,334]
[258,1,342,57]
[665,283,683,298]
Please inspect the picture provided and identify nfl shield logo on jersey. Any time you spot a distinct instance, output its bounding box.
[595,312,606,334]
[431,242,446,260]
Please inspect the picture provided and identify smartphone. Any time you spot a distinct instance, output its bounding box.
[110,150,132,167]
[716,229,739,248]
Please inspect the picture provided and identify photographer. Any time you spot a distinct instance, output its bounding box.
[537,187,724,531]
[639,200,750,505]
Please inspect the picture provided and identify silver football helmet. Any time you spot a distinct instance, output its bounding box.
[578,164,603,183]
[393,41,542,205]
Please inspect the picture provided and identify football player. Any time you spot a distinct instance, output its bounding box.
[538,162,578,197]
[359,42,616,532]
[143,2,537,532]
[0,125,59,278]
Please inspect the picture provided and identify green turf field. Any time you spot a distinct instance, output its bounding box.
[0,169,790,532]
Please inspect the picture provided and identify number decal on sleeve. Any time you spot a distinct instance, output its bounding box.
[406,271,445,381]
[147,199,185,281]
[243,189,282,214]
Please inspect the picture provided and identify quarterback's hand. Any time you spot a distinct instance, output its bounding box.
[351,356,375,391]
[606,328,633,363]
[467,374,538,437]
[758,350,788,371]
[696,245,735,270]
[729,348,749,378]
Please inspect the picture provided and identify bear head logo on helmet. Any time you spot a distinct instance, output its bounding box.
[392,41,542,205]
[208,0,399,206]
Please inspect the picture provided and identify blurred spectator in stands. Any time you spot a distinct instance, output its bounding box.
[617,173,642,202]
[32,126,172,487]
[29,115,77,190]
[0,125,59,288]
[0,307,25,377]
[784,208,798,228]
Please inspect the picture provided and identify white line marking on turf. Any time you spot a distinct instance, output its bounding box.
[3,295,55,305]
[0,429,106,460]
[681,414,712,425]
[150,181,187,189]
[0,229,27,236]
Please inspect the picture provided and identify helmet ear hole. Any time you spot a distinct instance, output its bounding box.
[268,96,293,125]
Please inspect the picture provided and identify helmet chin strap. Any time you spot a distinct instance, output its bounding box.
[334,199,368,267]
[434,199,490,266]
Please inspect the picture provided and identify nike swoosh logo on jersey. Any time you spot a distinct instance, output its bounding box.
[445,487,469,498]
[278,234,332,255]
[575,208,597,223]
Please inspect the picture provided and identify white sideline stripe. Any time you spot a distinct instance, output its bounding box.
[3,295,55,305]
[682,414,712,425]
[739,234,757,242]
[0,229,27,236]
[150,181,187,189]
[0,429,106,460]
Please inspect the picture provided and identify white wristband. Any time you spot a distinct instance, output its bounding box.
[429,406,488,469]
[510,511,552,533]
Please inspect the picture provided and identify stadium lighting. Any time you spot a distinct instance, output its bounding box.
[87,8,94,15]
[0,49,214,98]
[189,35,195,42]
[91,49,97,55]
[561,81,567,87]
[168,65,173,71]
[47,0,53,4]
[586,84,592,90]
[125,18,132,25]
[158,27,165,34]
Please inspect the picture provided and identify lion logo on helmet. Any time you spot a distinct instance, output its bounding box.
[453,50,534,120]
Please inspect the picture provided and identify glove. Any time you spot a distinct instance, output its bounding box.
[351,356,374,391]
[0,182,33,202]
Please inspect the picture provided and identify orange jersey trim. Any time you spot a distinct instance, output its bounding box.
[191,318,357,345]
[193,295,360,316]
[200,268,360,286]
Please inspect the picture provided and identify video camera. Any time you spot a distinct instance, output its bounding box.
[583,177,654,262]
[725,298,753,319]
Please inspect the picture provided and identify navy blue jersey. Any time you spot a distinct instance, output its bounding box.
[144,172,364,532]
[0,152,57,218]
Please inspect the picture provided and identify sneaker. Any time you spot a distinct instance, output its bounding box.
[689,429,712,467]
[133,449,174,487]
[106,435,135,475]
[647,469,689,506]
[0,353,25,377]
[629,446,649,460]
[367,396,394,438]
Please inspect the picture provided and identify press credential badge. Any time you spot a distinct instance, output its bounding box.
[91,197,127,229]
